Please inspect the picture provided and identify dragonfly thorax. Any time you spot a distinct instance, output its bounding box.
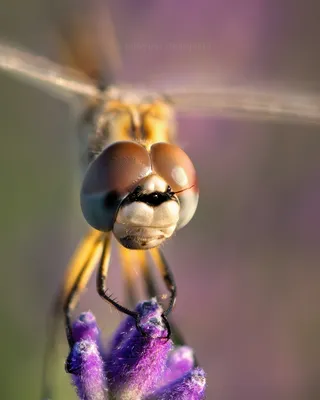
[87,92,176,162]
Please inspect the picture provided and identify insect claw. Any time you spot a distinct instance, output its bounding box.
[135,315,147,337]
[161,313,172,341]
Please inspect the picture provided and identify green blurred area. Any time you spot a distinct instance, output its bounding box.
[0,1,320,399]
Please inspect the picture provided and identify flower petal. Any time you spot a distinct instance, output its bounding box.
[105,300,172,399]
[145,367,206,400]
[161,346,195,385]
[67,312,106,400]
[72,311,100,342]
[106,298,162,354]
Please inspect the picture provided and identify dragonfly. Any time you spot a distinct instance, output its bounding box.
[1,2,320,399]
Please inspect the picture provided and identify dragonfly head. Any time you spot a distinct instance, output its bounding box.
[80,141,199,249]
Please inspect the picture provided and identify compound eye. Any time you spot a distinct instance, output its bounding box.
[81,141,152,231]
[150,142,198,230]
[176,187,199,230]
[150,142,197,192]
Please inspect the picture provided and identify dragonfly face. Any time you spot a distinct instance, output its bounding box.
[81,108,199,249]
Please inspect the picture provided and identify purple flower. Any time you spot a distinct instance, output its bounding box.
[67,299,206,400]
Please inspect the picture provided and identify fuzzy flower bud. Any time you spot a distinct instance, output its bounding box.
[67,300,206,400]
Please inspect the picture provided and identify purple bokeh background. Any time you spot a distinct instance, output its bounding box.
[0,0,319,399]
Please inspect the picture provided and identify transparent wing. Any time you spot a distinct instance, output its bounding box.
[0,0,121,101]
[53,0,122,85]
[1,41,320,125]
[164,84,320,125]
[0,40,99,100]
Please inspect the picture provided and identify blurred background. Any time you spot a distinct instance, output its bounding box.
[0,0,319,399]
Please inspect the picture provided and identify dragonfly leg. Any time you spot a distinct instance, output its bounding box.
[63,235,104,347]
[147,248,189,345]
[149,248,177,317]
[40,229,103,399]
[96,235,139,321]
[120,246,184,344]
[143,248,188,346]
[136,250,158,299]
[118,246,140,308]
